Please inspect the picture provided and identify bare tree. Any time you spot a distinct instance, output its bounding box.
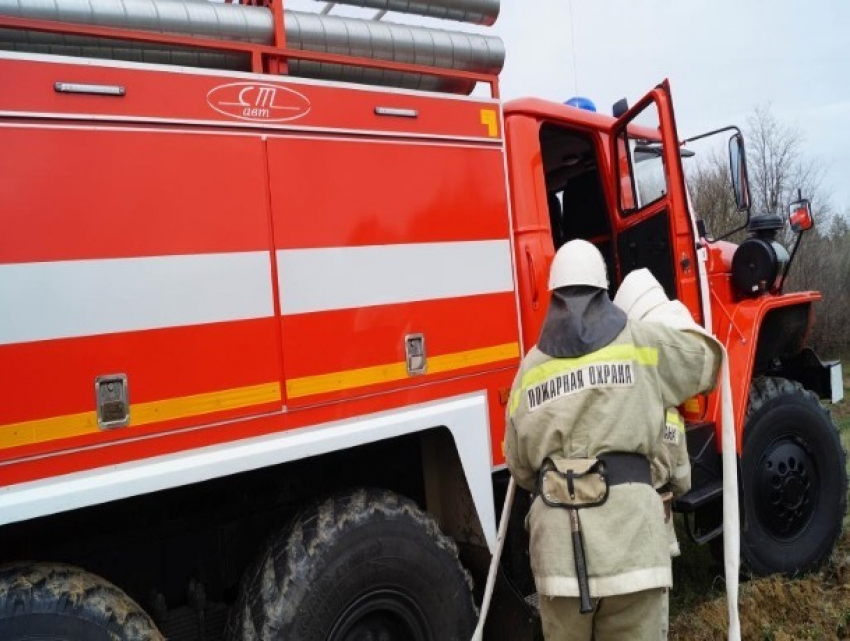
[686,149,742,241]
[686,104,849,358]
[746,104,830,218]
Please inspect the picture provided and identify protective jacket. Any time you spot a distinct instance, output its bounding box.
[505,319,721,598]
[651,408,690,497]
[651,408,690,557]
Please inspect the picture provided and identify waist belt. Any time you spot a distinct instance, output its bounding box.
[599,452,652,486]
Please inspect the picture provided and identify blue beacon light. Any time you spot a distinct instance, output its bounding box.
[564,96,597,112]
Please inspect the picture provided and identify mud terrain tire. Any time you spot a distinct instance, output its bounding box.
[227,488,477,641]
[0,562,163,640]
[741,377,848,576]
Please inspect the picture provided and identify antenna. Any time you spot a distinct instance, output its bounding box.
[568,0,578,94]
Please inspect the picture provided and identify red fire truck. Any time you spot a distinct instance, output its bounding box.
[0,1,845,639]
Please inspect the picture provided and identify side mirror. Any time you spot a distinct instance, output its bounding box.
[789,198,814,232]
[728,133,751,212]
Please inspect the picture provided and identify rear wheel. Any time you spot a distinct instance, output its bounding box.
[741,377,848,576]
[227,488,477,641]
[0,562,163,640]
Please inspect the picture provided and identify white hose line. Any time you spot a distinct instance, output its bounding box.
[720,351,741,640]
[471,476,516,641]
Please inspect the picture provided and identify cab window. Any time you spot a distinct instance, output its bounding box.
[539,123,615,290]
[616,103,669,215]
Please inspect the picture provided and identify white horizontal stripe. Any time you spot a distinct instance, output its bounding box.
[278,240,514,314]
[0,252,273,345]
[0,392,498,548]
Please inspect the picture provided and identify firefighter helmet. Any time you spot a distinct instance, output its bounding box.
[613,268,667,319]
[548,239,608,290]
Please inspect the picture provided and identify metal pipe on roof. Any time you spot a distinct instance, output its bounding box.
[313,0,500,26]
[0,0,504,94]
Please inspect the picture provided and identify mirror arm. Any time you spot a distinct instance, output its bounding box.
[777,230,804,294]
[709,220,750,243]
[681,125,743,146]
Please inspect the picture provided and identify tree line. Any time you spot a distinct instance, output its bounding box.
[686,105,850,359]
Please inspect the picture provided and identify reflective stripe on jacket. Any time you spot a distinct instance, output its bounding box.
[651,408,691,497]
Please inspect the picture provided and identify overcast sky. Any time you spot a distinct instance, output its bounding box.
[293,1,849,212]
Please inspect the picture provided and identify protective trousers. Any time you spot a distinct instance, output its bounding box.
[538,588,664,641]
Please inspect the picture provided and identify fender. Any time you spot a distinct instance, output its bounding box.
[709,288,821,449]
[0,392,499,549]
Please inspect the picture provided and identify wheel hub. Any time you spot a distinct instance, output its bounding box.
[328,590,430,641]
[756,437,818,539]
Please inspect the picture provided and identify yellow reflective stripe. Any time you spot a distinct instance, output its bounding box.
[1,342,521,450]
[665,409,685,433]
[287,342,520,399]
[0,382,282,450]
[509,343,658,415]
[521,344,657,389]
[132,383,281,426]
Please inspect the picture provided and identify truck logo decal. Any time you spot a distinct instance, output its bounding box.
[207,82,311,122]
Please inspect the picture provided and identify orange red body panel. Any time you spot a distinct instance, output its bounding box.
[267,136,509,249]
[0,319,280,430]
[0,126,272,264]
[0,53,518,490]
[281,295,518,379]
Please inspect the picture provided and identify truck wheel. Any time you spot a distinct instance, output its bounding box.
[741,377,848,576]
[227,488,478,641]
[0,562,163,640]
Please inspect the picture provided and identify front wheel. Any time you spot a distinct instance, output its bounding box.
[226,488,478,641]
[741,377,848,576]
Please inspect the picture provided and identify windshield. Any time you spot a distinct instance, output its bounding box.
[632,146,667,208]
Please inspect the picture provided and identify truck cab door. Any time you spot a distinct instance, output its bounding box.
[609,81,703,321]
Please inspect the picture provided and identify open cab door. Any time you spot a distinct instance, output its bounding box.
[608,80,703,324]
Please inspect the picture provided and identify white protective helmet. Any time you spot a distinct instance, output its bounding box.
[614,268,713,338]
[612,268,668,319]
[548,239,609,290]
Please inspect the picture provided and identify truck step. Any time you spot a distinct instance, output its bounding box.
[673,479,722,513]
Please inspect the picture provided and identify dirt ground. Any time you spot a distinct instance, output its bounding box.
[670,377,850,640]
[670,530,850,640]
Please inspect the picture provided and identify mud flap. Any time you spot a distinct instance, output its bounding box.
[778,347,843,403]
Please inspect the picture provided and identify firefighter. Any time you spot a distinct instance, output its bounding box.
[613,268,699,640]
[504,240,721,640]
